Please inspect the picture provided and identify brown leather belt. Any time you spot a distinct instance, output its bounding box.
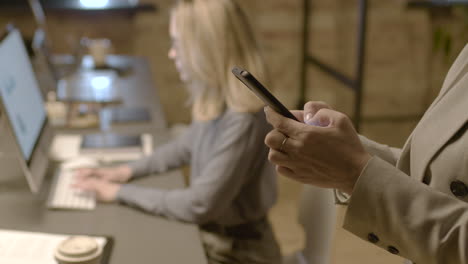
[200,218,265,240]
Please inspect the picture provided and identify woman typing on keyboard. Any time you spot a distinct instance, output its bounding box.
[73,0,281,263]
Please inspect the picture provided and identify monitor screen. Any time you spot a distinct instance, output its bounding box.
[0,29,47,162]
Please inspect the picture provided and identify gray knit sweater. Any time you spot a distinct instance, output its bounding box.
[117,109,277,226]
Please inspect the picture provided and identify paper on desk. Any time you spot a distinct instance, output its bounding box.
[0,229,106,264]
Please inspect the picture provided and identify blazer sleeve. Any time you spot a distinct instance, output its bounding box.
[344,156,468,264]
[334,135,403,204]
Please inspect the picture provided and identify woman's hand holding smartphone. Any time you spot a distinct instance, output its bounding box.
[231,66,299,122]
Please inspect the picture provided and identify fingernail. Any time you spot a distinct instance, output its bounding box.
[305,113,312,122]
[306,120,322,126]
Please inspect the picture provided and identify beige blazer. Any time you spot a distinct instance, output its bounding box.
[344,43,468,264]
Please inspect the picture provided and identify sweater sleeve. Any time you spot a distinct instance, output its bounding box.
[117,114,258,224]
[359,135,401,166]
[127,123,195,178]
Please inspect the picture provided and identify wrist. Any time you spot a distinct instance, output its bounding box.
[342,153,372,195]
[108,183,122,202]
[117,165,132,181]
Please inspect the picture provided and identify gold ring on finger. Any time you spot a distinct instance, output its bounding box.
[279,136,289,152]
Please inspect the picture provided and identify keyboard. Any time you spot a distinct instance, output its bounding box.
[47,157,98,210]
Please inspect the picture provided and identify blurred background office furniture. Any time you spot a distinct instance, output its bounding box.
[407,0,468,8]
[0,23,207,264]
[299,0,468,133]
[0,0,157,14]
[300,0,368,131]
[0,58,208,263]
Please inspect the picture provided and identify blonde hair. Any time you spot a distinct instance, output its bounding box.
[171,0,269,121]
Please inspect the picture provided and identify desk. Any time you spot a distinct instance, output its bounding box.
[0,172,207,264]
[0,55,208,264]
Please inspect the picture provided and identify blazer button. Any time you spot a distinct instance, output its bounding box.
[367,233,379,243]
[450,181,468,197]
[387,246,399,255]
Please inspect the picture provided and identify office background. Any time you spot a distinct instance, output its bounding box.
[1,0,467,263]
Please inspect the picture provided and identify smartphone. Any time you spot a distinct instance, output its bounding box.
[232,66,298,121]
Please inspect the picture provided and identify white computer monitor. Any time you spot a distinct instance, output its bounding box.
[0,27,54,193]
